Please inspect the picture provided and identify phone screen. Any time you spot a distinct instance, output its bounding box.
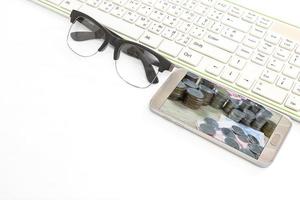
[159,72,282,159]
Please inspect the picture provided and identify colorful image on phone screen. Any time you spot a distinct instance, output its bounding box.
[160,72,282,159]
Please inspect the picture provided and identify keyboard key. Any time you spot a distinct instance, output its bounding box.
[177,21,192,33]
[256,17,272,28]
[253,81,287,104]
[123,11,139,23]
[190,26,205,39]
[181,0,197,10]
[295,46,300,54]
[280,39,295,51]
[98,0,114,12]
[236,75,255,89]
[201,0,216,6]
[250,26,266,38]
[222,15,251,32]
[194,4,210,16]
[111,6,126,18]
[180,10,197,22]
[277,76,294,90]
[204,33,239,53]
[163,15,179,27]
[293,83,300,95]
[140,32,162,48]
[86,0,101,7]
[267,58,284,72]
[135,16,151,28]
[194,16,211,28]
[228,6,243,18]
[178,48,203,66]
[243,35,260,49]
[215,1,230,12]
[176,33,192,46]
[161,27,177,40]
[159,40,183,57]
[242,11,257,23]
[260,69,277,83]
[221,27,245,43]
[258,42,275,55]
[265,33,281,45]
[205,62,225,76]
[137,4,152,16]
[208,22,224,34]
[113,0,127,5]
[236,46,253,59]
[125,0,141,11]
[142,0,157,6]
[207,9,224,21]
[189,40,231,63]
[251,51,268,66]
[283,65,300,79]
[289,54,300,67]
[60,0,82,11]
[167,4,183,17]
[150,9,165,22]
[149,22,164,34]
[221,67,239,82]
[155,0,169,11]
[285,95,300,111]
[274,48,290,61]
[229,56,246,70]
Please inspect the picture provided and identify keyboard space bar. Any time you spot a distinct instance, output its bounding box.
[79,5,144,40]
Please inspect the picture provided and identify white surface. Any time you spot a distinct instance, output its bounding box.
[0,0,299,199]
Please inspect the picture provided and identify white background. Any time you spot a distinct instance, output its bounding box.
[0,0,300,199]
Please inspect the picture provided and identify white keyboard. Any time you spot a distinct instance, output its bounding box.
[32,0,300,121]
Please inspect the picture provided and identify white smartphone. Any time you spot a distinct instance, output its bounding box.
[150,69,292,167]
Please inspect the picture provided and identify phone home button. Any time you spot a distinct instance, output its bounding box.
[270,134,281,146]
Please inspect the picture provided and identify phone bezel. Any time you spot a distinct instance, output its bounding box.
[150,68,292,167]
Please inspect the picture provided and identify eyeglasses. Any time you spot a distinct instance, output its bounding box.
[67,10,174,89]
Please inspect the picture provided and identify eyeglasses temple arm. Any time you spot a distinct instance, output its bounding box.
[127,47,159,84]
